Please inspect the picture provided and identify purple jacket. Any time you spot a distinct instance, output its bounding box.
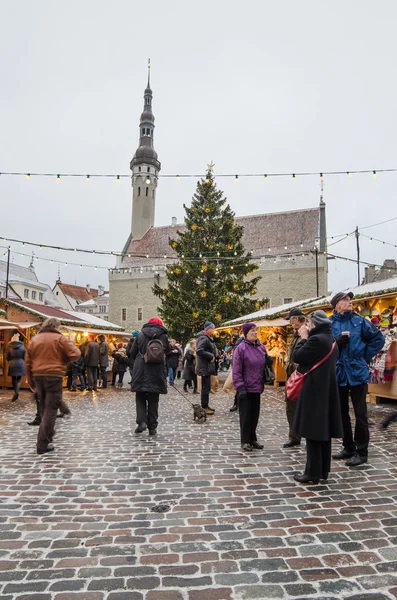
[232,339,267,393]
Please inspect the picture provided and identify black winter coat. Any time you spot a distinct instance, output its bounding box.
[130,323,171,394]
[166,345,181,369]
[292,322,343,442]
[196,331,217,376]
[71,355,85,376]
[182,348,196,380]
[126,338,136,368]
[115,352,129,373]
[7,341,26,377]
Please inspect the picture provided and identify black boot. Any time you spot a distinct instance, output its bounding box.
[28,417,41,426]
[11,393,18,402]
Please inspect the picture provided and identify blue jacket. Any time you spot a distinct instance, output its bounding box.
[331,311,385,386]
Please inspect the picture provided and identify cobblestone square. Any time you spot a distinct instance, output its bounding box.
[1,380,397,600]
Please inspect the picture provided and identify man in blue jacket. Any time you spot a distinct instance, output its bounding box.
[330,291,385,467]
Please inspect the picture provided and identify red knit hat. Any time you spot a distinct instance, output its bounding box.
[117,342,123,348]
[148,317,163,326]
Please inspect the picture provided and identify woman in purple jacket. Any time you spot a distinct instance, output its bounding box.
[232,323,268,451]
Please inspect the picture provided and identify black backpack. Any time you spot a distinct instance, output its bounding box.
[144,336,165,364]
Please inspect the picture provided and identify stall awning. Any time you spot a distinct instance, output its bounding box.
[0,318,41,330]
[61,325,130,337]
[216,318,289,332]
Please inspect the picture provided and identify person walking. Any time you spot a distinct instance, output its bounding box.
[232,323,268,451]
[330,292,385,467]
[283,308,306,448]
[115,346,129,387]
[126,331,139,383]
[7,331,26,401]
[130,317,171,435]
[166,339,181,385]
[98,335,109,388]
[292,310,342,484]
[85,335,100,391]
[196,321,217,415]
[182,339,198,393]
[25,318,80,454]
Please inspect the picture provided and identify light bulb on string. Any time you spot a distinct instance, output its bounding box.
[292,174,296,181]
[264,174,268,181]
[235,175,239,182]
[320,173,324,181]
[347,171,352,177]
[176,175,181,181]
[56,174,61,182]
[116,175,121,184]
[86,175,90,182]
[373,170,377,178]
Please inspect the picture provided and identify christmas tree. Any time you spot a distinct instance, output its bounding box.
[153,163,268,341]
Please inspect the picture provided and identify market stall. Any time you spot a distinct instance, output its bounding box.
[0,299,128,390]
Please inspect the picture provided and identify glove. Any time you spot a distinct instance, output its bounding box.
[238,389,247,401]
[336,335,350,349]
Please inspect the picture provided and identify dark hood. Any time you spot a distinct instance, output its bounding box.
[142,322,168,338]
[9,341,23,349]
[309,322,333,336]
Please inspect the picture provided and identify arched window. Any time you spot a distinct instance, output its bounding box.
[152,189,154,198]
[138,167,141,172]
[138,187,141,196]
[146,187,149,196]
[147,167,150,172]
[141,128,145,136]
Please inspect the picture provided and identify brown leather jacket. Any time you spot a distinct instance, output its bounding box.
[25,328,81,386]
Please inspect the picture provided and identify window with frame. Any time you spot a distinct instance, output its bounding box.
[39,293,44,302]
[145,187,149,196]
[31,291,37,300]
[284,297,293,304]
[24,289,29,298]
[137,308,143,321]
[122,308,127,321]
[99,305,106,313]
[138,187,141,196]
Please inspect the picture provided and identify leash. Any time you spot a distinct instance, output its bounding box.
[171,383,196,408]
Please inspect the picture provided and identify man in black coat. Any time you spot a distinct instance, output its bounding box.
[292,310,343,484]
[129,318,171,435]
[196,321,217,415]
[166,339,181,385]
[98,335,109,388]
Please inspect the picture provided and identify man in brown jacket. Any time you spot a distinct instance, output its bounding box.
[25,318,80,454]
[283,308,306,448]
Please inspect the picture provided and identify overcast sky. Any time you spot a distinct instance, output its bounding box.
[1,0,396,294]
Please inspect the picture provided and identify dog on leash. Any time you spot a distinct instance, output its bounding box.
[193,404,207,423]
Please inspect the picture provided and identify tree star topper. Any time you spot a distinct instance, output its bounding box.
[207,161,215,174]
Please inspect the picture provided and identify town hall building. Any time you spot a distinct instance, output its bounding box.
[108,71,328,331]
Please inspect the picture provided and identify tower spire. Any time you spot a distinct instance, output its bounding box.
[147,58,151,88]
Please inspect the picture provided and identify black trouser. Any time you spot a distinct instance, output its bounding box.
[87,366,98,390]
[118,372,125,384]
[11,376,22,396]
[305,439,331,479]
[286,396,301,442]
[33,392,41,420]
[100,366,108,388]
[338,383,369,457]
[184,376,197,392]
[136,392,159,430]
[34,376,63,452]
[201,375,211,408]
[239,392,261,444]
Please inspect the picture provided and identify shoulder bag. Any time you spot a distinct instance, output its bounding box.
[286,341,336,401]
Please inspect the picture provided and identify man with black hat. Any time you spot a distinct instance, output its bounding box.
[196,321,217,415]
[330,291,385,467]
[283,308,307,448]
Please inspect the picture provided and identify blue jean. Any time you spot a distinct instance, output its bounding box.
[168,367,177,384]
[71,373,86,390]
[100,366,108,388]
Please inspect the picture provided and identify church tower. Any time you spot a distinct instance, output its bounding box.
[130,61,161,240]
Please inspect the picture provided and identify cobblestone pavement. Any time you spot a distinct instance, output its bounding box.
[1,378,397,600]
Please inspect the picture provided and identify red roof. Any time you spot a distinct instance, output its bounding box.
[11,301,85,321]
[121,208,320,267]
[57,284,107,303]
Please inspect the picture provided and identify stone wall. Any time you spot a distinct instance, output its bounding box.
[109,255,327,329]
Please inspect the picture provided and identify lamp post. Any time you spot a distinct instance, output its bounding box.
[5,246,10,299]
[314,238,320,297]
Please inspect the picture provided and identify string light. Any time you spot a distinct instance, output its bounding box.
[116,175,121,184]
[373,170,377,178]
[347,171,352,177]
[25,173,30,180]
[264,174,268,181]
[292,174,296,180]
[56,174,61,182]
[86,175,90,182]
[320,173,324,181]
[176,175,181,181]
[235,175,239,182]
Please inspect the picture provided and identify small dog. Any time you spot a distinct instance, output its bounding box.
[193,404,207,423]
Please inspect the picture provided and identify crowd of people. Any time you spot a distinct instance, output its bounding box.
[4,289,394,480]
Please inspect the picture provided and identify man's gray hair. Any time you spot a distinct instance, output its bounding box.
[41,317,61,331]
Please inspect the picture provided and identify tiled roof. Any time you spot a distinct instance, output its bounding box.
[121,208,320,267]
[57,284,107,303]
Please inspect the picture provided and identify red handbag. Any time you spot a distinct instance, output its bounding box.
[286,341,336,401]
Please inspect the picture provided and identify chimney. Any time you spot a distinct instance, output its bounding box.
[98,285,104,296]
[172,217,177,226]
[86,284,91,294]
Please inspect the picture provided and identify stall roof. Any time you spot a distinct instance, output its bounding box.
[62,325,129,336]
[0,318,41,330]
[216,317,289,332]
[223,297,321,325]
[62,311,123,330]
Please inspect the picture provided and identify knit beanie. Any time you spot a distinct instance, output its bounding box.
[148,317,163,326]
[310,310,331,327]
[242,322,256,337]
[204,321,215,331]
[131,330,139,338]
[117,342,123,348]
